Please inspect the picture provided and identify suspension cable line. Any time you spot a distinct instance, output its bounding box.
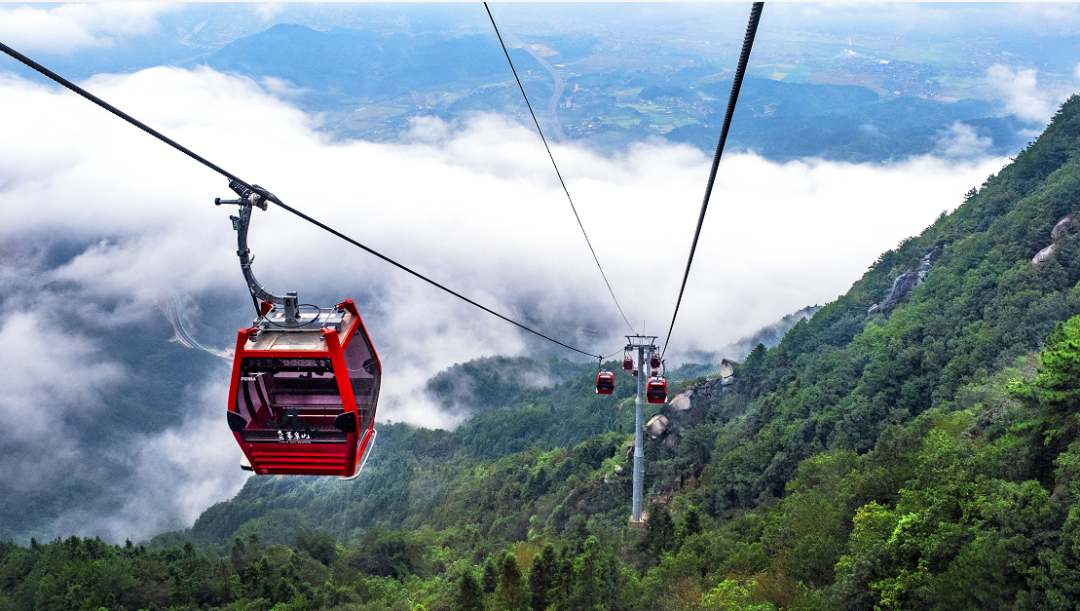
[660,2,763,360]
[0,39,609,360]
[484,3,637,335]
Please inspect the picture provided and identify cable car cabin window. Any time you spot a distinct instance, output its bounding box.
[342,327,381,434]
[646,379,667,404]
[596,372,615,395]
[234,357,346,444]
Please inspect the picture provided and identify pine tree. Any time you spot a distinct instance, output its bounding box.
[453,571,484,611]
[530,544,558,611]
[230,537,245,568]
[571,536,609,611]
[1010,315,1080,411]
[549,546,575,609]
[482,554,501,594]
[569,518,591,556]
[495,554,529,611]
[641,506,676,559]
[675,505,703,551]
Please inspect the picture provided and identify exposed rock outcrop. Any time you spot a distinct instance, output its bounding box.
[1053,214,1077,239]
[868,249,939,314]
[719,358,735,386]
[646,414,669,439]
[603,464,624,485]
[1033,244,1056,264]
[669,392,692,411]
[1033,214,1077,265]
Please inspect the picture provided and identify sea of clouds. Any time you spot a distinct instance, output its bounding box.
[0,50,1033,541]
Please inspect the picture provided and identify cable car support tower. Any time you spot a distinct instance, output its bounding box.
[626,334,658,527]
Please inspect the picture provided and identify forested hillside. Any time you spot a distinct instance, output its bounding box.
[5,95,1080,611]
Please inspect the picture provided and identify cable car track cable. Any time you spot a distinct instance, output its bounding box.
[484,3,637,335]
[659,2,763,360]
[0,38,609,360]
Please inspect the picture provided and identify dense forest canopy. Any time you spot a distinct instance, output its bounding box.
[6,93,1080,611]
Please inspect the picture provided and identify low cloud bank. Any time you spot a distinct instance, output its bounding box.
[0,4,173,54]
[987,64,1059,124]
[0,65,1011,542]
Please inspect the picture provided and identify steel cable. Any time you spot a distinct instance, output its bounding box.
[660,2,763,360]
[0,39,609,360]
[484,3,637,335]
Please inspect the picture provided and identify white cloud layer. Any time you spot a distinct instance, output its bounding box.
[0,65,1010,409]
[934,122,993,159]
[0,3,173,54]
[0,312,123,441]
[0,65,1009,541]
[987,64,1056,124]
[31,376,248,543]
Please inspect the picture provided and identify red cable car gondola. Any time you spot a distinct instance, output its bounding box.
[650,353,661,370]
[218,183,381,478]
[227,299,381,477]
[646,376,667,404]
[623,355,634,371]
[595,370,615,395]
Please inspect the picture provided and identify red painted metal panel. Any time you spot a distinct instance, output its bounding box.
[226,302,381,478]
[324,327,359,471]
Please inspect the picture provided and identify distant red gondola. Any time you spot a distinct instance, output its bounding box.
[632,368,639,377]
[595,370,615,395]
[623,356,634,371]
[650,353,661,370]
[646,376,667,404]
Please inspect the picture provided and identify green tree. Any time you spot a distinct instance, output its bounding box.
[702,580,777,611]
[494,554,529,611]
[530,543,558,611]
[453,571,484,611]
[641,507,676,559]
[482,554,501,594]
[547,546,575,610]
[675,506,703,551]
[1010,314,1080,410]
[570,536,609,611]
[295,530,338,566]
[230,537,245,569]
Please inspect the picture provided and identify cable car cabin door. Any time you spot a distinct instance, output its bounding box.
[595,371,615,395]
[646,378,667,404]
[227,302,381,477]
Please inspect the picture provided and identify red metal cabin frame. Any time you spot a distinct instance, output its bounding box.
[595,370,615,395]
[646,376,667,404]
[227,300,380,477]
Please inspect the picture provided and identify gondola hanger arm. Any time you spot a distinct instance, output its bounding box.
[215,180,301,325]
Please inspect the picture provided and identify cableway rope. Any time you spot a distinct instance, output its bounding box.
[660,2,763,360]
[0,39,609,360]
[484,3,637,335]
